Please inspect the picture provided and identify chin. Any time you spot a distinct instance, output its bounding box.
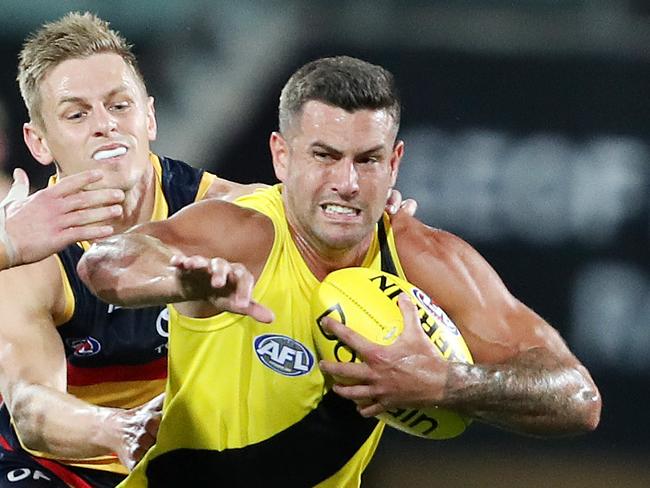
[321,231,368,251]
[102,175,136,193]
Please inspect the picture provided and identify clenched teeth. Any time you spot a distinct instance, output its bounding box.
[322,204,358,215]
[94,147,127,160]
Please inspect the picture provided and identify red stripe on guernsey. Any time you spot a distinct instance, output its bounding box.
[0,434,93,488]
[0,434,11,450]
[67,356,168,386]
[30,457,94,488]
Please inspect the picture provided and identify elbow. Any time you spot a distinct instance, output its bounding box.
[564,367,601,434]
[9,389,48,452]
[76,253,96,292]
[76,256,110,302]
[77,242,126,304]
[578,383,602,433]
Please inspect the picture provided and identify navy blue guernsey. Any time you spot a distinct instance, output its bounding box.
[55,154,212,409]
[0,154,214,476]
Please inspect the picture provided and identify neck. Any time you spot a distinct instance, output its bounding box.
[110,164,156,234]
[287,221,373,281]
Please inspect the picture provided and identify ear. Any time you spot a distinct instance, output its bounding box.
[270,131,290,182]
[146,96,157,141]
[388,140,404,187]
[23,122,54,166]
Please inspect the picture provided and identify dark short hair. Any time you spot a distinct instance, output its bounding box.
[278,56,401,135]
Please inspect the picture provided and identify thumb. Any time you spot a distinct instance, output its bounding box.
[149,393,165,412]
[5,168,30,202]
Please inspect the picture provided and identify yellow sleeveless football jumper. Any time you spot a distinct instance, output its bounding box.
[120,185,408,487]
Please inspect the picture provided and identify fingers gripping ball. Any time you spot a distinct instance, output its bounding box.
[311,267,473,440]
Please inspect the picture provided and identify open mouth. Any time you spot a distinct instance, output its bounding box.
[321,203,360,217]
[93,146,128,161]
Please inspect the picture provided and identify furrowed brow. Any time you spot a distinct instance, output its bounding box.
[311,142,343,158]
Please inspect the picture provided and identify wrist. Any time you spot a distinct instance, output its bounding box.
[90,406,127,455]
[442,362,481,410]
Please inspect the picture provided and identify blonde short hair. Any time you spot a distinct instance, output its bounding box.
[17,11,146,128]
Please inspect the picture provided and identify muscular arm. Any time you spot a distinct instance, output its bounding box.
[78,199,274,318]
[322,213,601,436]
[405,221,600,434]
[0,258,120,456]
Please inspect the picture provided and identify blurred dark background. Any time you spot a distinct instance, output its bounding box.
[1,1,648,486]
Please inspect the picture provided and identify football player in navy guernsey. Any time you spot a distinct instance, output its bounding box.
[0,13,414,488]
[78,56,601,487]
[0,11,259,488]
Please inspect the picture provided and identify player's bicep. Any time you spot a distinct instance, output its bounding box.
[128,199,235,258]
[132,199,273,269]
[439,245,576,365]
[0,266,67,400]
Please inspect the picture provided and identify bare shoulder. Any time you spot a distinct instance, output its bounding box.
[391,212,512,305]
[391,212,479,277]
[0,255,63,319]
[202,177,267,202]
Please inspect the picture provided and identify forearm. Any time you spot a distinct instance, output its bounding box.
[78,233,187,307]
[9,382,123,458]
[446,348,601,436]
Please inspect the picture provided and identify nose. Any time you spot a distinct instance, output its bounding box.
[91,105,117,137]
[331,159,359,199]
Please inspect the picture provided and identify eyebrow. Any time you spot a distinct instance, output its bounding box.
[311,142,342,157]
[57,86,129,107]
[311,142,385,157]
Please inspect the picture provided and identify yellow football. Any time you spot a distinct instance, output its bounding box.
[311,267,473,440]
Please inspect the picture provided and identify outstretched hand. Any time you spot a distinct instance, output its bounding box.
[114,393,164,471]
[171,254,275,324]
[2,168,125,266]
[319,294,448,417]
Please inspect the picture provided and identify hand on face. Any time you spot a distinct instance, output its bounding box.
[114,393,164,471]
[318,294,447,417]
[170,254,275,324]
[2,168,124,266]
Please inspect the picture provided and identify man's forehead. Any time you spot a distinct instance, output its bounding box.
[295,101,397,145]
[300,100,393,124]
[40,53,142,102]
[296,101,395,138]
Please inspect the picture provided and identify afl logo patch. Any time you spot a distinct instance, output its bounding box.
[254,334,314,377]
[68,336,102,357]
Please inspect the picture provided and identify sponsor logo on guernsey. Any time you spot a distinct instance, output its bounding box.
[254,334,314,376]
[68,336,102,357]
[412,287,461,335]
[156,308,170,338]
[153,308,170,354]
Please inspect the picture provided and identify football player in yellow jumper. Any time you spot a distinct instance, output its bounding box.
[79,56,601,488]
